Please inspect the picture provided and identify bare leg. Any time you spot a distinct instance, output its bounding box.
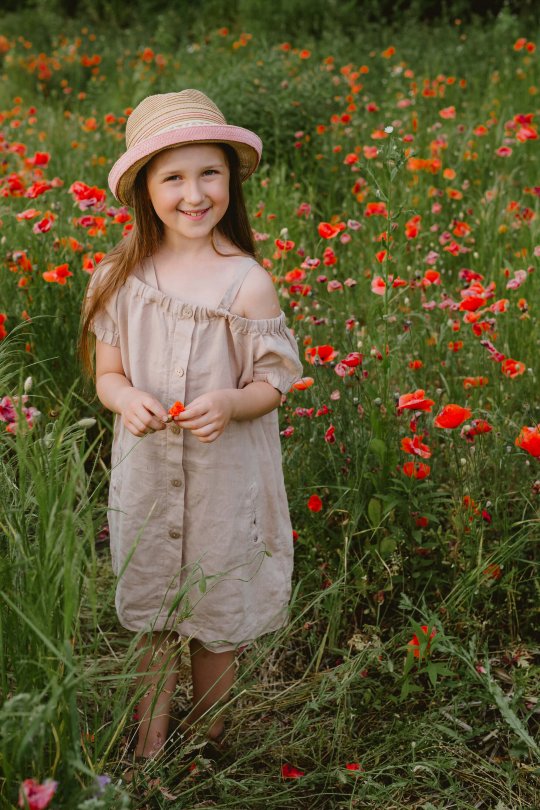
[134,631,180,758]
[183,638,235,740]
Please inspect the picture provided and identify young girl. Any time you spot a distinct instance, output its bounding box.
[80,89,303,765]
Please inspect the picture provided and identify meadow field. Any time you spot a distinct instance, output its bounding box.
[0,5,538,808]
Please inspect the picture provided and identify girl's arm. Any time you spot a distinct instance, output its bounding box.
[96,340,169,436]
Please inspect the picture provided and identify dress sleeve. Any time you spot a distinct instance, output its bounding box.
[248,316,304,394]
[85,266,120,347]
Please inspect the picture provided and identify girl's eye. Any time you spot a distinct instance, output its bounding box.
[203,169,218,176]
[165,175,181,182]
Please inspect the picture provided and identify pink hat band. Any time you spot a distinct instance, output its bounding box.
[108,90,262,206]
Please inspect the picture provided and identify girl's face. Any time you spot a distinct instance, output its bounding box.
[146,143,230,249]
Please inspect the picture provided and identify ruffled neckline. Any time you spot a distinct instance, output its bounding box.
[125,271,288,335]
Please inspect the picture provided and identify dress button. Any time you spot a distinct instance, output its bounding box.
[175,367,185,377]
[171,479,182,487]
[170,425,181,435]
[169,529,180,539]
[184,307,193,318]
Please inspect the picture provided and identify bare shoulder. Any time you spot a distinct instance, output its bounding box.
[236,261,281,319]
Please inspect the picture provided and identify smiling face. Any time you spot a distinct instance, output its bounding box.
[145,143,230,250]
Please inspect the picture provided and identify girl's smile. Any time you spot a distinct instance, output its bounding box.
[146,143,230,246]
[178,206,211,219]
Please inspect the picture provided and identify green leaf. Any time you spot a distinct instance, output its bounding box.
[369,438,386,462]
[379,536,397,558]
[367,497,382,527]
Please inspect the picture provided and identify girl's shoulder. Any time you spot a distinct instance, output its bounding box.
[233,259,281,320]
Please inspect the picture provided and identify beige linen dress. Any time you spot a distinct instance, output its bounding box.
[90,255,303,652]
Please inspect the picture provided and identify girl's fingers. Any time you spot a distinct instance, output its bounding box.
[130,415,148,434]
[192,424,214,437]
[142,397,168,423]
[146,413,167,431]
[197,430,220,443]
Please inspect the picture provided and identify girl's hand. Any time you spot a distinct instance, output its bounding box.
[174,390,234,443]
[118,387,168,437]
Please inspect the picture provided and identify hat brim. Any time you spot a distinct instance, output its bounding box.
[108,124,262,206]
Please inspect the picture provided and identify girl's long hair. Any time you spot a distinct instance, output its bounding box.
[79,144,257,377]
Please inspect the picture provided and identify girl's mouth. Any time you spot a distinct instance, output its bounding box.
[179,207,210,220]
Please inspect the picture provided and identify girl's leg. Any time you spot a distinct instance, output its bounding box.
[184,638,236,740]
[134,631,180,758]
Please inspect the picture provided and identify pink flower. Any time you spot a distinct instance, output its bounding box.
[371,276,386,295]
[18,779,58,810]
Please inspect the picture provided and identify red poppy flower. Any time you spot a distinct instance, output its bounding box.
[305,345,337,365]
[345,762,362,772]
[324,424,336,443]
[371,276,386,295]
[515,425,540,458]
[42,263,73,285]
[290,377,314,391]
[318,221,344,239]
[275,238,295,251]
[397,390,435,414]
[483,563,502,580]
[341,352,363,368]
[422,270,440,285]
[323,247,337,266]
[401,436,431,458]
[364,201,388,217]
[281,763,305,778]
[501,358,525,378]
[434,404,472,429]
[461,419,492,441]
[168,401,185,417]
[18,779,58,810]
[307,494,323,512]
[405,215,421,239]
[463,376,488,389]
[459,296,486,312]
[402,461,431,479]
[32,216,54,234]
[439,105,456,119]
[407,625,436,658]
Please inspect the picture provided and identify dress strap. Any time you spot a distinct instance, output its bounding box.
[217,258,259,311]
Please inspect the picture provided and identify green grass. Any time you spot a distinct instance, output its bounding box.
[0,7,538,809]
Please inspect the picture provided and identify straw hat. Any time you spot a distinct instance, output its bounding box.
[108,89,262,206]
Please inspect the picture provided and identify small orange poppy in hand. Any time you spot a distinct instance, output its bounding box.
[169,401,185,418]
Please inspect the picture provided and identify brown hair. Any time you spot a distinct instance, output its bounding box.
[79,144,257,378]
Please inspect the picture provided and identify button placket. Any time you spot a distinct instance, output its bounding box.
[166,312,195,550]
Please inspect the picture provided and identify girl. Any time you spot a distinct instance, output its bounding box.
[80,89,303,766]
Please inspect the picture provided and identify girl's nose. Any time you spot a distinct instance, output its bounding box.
[183,179,204,205]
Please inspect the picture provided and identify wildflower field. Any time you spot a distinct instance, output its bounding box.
[0,4,539,808]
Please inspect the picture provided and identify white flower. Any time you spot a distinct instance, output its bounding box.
[384,125,394,133]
